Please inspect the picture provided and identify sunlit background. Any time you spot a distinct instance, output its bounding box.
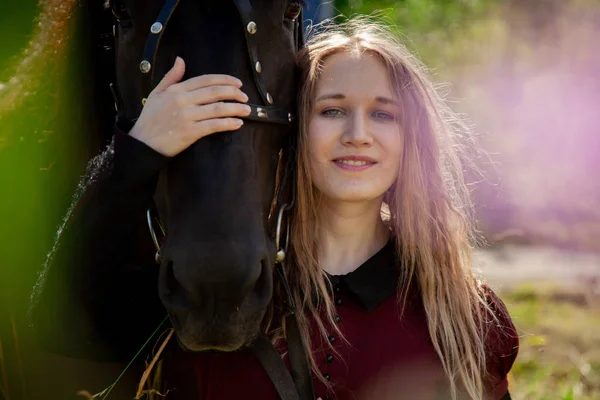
[1,1,599,399]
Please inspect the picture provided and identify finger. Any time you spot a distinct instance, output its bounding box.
[187,85,249,106]
[184,102,251,122]
[153,56,186,94]
[174,74,243,92]
[192,118,245,139]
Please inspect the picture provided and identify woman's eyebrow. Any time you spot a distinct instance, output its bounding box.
[315,93,345,102]
[375,96,399,106]
[315,93,399,106]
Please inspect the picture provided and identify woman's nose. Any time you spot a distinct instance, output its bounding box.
[342,111,373,147]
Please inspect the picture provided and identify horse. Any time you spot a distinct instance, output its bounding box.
[108,0,303,351]
[28,0,312,398]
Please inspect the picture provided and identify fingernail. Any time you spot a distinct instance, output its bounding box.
[244,105,251,113]
[237,119,244,126]
[236,78,243,87]
[242,92,249,101]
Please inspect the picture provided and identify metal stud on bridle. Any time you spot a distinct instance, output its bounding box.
[140,60,152,74]
[246,21,257,34]
[150,22,164,34]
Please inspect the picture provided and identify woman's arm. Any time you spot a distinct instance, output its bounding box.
[29,128,169,361]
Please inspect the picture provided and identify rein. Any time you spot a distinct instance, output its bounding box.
[105,1,313,399]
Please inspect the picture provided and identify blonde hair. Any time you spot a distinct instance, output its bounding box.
[271,16,495,399]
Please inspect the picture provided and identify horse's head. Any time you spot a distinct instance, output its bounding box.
[110,0,301,351]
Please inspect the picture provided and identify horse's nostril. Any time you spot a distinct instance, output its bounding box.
[165,261,183,298]
[252,259,272,302]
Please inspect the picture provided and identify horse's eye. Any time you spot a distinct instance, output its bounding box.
[110,0,130,21]
[285,1,302,20]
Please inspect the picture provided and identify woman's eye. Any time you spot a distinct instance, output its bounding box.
[321,108,345,117]
[372,111,395,121]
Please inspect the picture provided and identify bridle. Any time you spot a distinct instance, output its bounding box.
[111,0,298,126]
[105,1,313,399]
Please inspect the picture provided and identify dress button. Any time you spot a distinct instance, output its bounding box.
[335,297,342,306]
[333,315,341,324]
[334,286,341,292]
[328,335,335,343]
[323,373,330,381]
[326,354,333,363]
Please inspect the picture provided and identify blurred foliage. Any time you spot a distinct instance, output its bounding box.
[503,284,600,400]
[336,0,495,74]
[0,1,39,77]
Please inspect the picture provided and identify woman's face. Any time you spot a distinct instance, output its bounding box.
[307,52,403,204]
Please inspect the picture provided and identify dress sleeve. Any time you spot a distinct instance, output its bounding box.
[29,124,170,362]
[480,284,520,400]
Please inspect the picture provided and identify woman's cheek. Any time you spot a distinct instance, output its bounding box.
[307,121,332,162]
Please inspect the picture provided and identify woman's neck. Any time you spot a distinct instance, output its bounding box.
[317,197,390,276]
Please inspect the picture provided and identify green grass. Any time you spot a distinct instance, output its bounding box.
[502,284,600,400]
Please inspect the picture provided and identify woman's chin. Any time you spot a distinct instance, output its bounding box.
[322,187,388,204]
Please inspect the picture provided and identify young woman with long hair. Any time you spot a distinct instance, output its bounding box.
[272,18,519,399]
[31,14,518,400]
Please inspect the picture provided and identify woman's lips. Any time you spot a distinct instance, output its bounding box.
[333,156,377,171]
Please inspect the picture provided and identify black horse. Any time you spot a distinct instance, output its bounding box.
[31,0,304,368]
[113,0,304,352]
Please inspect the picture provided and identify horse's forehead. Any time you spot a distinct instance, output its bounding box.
[122,0,290,19]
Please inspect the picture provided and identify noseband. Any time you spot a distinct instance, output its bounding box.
[106,2,311,400]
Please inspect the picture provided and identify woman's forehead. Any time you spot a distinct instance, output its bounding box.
[315,52,395,101]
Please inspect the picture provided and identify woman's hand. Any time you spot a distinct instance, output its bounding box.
[129,56,251,157]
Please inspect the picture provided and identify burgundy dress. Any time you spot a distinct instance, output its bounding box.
[181,241,519,400]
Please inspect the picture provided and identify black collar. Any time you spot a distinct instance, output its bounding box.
[327,240,400,312]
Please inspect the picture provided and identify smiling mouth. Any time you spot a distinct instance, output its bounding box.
[339,159,375,166]
[333,158,377,170]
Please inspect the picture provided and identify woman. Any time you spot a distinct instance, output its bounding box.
[34,17,518,400]
[129,18,518,400]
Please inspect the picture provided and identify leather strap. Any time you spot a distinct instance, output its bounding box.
[251,311,314,400]
[286,313,315,400]
[233,0,272,106]
[140,0,181,98]
[246,104,292,126]
[252,336,301,400]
